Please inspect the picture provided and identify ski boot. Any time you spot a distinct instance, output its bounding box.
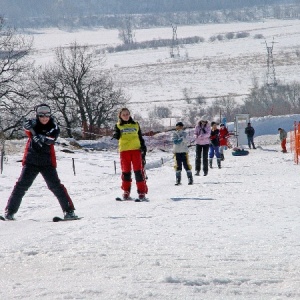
[187,170,193,185]
[217,158,221,169]
[122,191,131,200]
[195,171,200,176]
[175,171,181,186]
[5,210,15,221]
[209,159,213,169]
[64,210,78,220]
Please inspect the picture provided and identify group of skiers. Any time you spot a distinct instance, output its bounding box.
[172,120,231,185]
[2,105,288,220]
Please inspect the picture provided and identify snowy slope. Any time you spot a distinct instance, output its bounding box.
[28,19,300,117]
[1,115,300,300]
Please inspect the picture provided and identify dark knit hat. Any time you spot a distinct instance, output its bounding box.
[176,122,184,127]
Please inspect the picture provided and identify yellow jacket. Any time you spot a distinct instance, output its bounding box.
[114,121,143,152]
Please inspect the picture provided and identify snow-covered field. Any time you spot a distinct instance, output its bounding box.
[28,19,300,117]
[1,115,300,300]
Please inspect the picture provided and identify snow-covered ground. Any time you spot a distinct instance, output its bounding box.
[1,115,300,299]
[1,19,300,299]
[27,19,300,117]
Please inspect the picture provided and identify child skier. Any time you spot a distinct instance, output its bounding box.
[278,127,287,153]
[4,104,77,220]
[219,123,229,161]
[209,121,221,169]
[113,108,148,201]
[172,122,193,185]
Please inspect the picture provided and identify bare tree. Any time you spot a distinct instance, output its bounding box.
[35,42,127,138]
[0,20,33,137]
[118,16,134,45]
[218,96,238,122]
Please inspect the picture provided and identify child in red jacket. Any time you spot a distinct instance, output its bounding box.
[219,123,229,161]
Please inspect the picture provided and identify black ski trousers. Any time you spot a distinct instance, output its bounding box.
[195,144,209,173]
[5,164,75,214]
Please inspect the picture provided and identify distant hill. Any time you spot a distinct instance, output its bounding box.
[0,0,297,29]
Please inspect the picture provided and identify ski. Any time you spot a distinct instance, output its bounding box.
[134,198,150,202]
[0,216,5,221]
[116,197,149,202]
[115,197,134,201]
[53,216,82,222]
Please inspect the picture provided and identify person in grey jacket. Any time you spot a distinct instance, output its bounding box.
[172,122,193,185]
[278,128,287,153]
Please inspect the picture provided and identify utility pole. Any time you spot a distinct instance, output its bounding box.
[170,24,180,58]
[264,39,277,86]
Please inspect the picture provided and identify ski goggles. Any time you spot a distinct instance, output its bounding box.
[37,113,51,117]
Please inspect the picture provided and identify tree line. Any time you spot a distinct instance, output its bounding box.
[0,1,298,29]
[138,81,300,133]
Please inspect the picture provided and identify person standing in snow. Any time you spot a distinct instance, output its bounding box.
[209,122,221,169]
[245,122,256,149]
[4,104,77,220]
[113,108,148,200]
[219,123,229,161]
[172,122,193,185]
[194,120,211,176]
[278,128,288,153]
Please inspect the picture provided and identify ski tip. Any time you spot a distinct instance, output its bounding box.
[53,216,82,222]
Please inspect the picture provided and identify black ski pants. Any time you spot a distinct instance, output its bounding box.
[5,164,75,214]
[195,144,209,173]
[174,152,192,172]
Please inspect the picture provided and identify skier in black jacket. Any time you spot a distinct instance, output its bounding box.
[4,104,77,220]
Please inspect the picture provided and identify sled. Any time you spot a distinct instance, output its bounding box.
[231,147,249,156]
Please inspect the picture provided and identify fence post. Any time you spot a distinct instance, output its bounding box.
[1,149,4,174]
[72,158,76,176]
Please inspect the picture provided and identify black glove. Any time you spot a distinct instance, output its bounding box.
[23,119,36,130]
[32,134,45,147]
[141,145,147,156]
[202,128,206,134]
[141,152,146,167]
[44,137,55,145]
